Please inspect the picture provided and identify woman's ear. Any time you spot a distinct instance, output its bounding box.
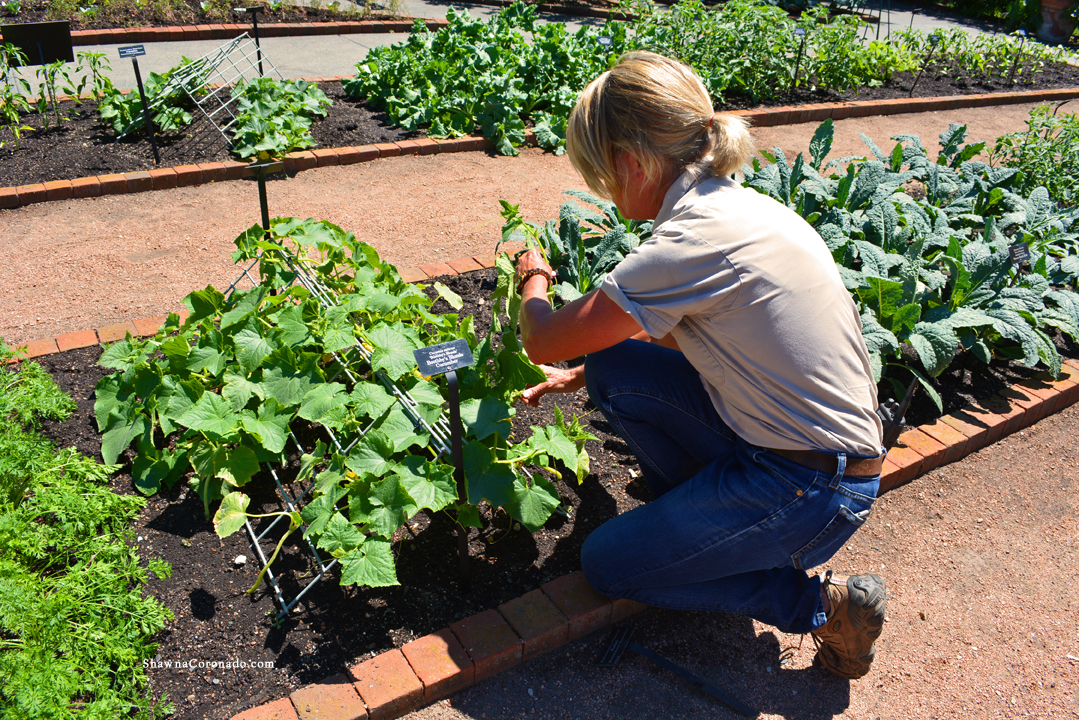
[614,149,646,185]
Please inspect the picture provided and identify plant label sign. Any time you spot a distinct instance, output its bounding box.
[1009,243,1031,265]
[118,45,146,59]
[414,339,474,377]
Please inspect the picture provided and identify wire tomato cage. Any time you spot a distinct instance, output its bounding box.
[219,173,456,620]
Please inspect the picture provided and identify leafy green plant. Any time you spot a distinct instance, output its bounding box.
[343,2,627,156]
[0,42,32,149]
[893,27,1071,84]
[96,57,198,136]
[989,102,1079,208]
[741,119,1079,407]
[497,190,651,306]
[0,342,174,718]
[93,218,595,589]
[229,78,331,161]
[33,58,75,130]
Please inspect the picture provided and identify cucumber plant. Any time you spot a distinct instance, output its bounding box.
[230,78,331,161]
[93,218,594,589]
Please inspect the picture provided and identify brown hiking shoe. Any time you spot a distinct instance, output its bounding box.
[811,571,886,679]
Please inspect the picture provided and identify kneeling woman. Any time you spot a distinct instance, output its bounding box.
[514,51,888,679]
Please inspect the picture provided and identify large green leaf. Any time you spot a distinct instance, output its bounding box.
[393,456,458,512]
[239,398,291,454]
[100,408,148,466]
[460,396,514,441]
[213,492,250,538]
[298,383,350,428]
[908,320,958,377]
[350,382,397,421]
[339,539,398,587]
[375,405,429,453]
[366,323,420,379]
[317,512,366,558]
[463,440,516,509]
[177,392,240,440]
[504,474,560,532]
[233,327,278,376]
[344,430,397,479]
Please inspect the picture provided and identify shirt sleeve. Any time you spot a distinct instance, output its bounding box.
[600,219,741,338]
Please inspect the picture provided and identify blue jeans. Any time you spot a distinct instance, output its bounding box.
[581,340,880,634]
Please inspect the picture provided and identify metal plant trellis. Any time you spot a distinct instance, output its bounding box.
[116,34,284,160]
[218,167,458,620]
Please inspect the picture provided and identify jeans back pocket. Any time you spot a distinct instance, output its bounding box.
[791,504,871,571]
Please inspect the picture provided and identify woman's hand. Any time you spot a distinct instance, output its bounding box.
[513,249,555,294]
[521,364,586,406]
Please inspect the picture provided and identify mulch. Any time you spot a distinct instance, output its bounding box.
[27,266,1077,720]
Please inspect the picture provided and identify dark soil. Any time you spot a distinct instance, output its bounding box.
[25,266,1075,720]
[4,0,391,31]
[4,60,1079,188]
[717,58,1079,111]
[0,82,417,188]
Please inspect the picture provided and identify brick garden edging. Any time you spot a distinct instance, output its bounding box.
[0,19,451,46]
[4,86,1079,212]
[8,262,1079,719]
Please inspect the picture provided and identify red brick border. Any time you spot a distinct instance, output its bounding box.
[4,88,1079,212]
[57,18,449,46]
[6,273,1078,720]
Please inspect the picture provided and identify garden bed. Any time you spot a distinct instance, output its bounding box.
[4,63,1079,190]
[2,0,391,30]
[27,266,1076,720]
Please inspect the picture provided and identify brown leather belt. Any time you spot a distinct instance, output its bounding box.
[766,448,883,478]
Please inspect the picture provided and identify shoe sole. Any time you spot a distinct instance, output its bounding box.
[841,574,886,678]
[815,573,887,680]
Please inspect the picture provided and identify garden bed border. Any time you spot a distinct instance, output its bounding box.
[9,266,1079,720]
[0,18,450,46]
[3,85,1079,212]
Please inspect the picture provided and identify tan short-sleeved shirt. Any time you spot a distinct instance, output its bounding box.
[600,169,883,457]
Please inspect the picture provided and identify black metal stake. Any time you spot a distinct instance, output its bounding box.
[909,36,940,98]
[445,369,470,590]
[131,57,160,165]
[258,166,270,237]
[1007,32,1027,85]
[792,28,807,91]
[244,6,264,77]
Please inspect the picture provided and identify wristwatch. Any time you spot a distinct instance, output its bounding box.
[516,268,556,295]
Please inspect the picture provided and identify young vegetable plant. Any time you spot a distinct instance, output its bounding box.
[94,218,595,589]
[496,190,651,312]
[96,57,201,136]
[229,78,331,161]
[0,43,32,148]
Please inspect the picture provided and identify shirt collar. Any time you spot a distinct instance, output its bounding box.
[654,167,737,226]
[655,167,707,226]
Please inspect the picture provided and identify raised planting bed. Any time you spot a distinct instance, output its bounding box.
[21,262,1078,719]
[4,69,1079,193]
[1,0,397,31]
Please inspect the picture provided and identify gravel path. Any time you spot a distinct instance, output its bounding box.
[0,101,1054,347]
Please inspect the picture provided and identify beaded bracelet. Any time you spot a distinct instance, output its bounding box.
[516,267,557,295]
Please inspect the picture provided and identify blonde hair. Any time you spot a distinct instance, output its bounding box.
[566,51,755,199]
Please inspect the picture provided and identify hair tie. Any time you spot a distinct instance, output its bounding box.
[708,112,717,130]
